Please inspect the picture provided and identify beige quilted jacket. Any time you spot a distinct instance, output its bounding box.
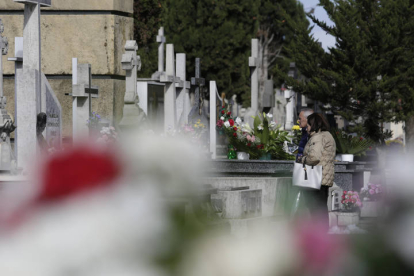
[302,131,336,187]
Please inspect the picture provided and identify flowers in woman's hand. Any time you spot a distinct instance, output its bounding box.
[228,119,235,127]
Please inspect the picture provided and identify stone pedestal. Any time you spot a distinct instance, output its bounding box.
[217,189,262,219]
[336,211,359,226]
[360,201,382,217]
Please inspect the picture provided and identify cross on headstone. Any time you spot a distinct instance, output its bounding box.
[69,58,99,142]
[188,58,205,122]
[0,18,8,100]
[175,53,191,125]
[159,44,177,131]
[156,27,166,73]
[151,27,166,80]
[249,39,259,111]
[119,40,145,129]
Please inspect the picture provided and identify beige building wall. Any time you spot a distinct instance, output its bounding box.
[0,0,133,138]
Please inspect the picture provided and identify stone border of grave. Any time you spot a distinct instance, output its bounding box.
[206,159,377,192]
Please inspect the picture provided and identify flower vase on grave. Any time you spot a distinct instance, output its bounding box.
[227,145,237,159]
[259,152,272,160]
[236,152,250,160]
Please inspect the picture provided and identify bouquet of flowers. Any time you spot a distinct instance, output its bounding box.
[87,112,101,130]
[341,190,363,211]
[216,106,262,159]
[97,126,118,145]
[180,119,208,150]
[360,183,383,201]
[252,113,294,160]
[291,121,302,146]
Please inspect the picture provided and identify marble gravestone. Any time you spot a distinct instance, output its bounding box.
[244,39,260,128]
[71,59,99,142]
[160,44,178,131]
[44,74,62,149]
[119,40,144,129]
[175,53,190,126]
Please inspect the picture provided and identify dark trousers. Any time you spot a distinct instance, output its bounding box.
[300,185,329,228]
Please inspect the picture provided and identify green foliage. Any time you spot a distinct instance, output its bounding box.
[285,0,414,144]
[162,0,259,103]
[331,129,374,156]
[134,0,163,77]
[252,113,294,160]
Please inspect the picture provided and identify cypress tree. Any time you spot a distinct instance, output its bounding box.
[286,0,414,144]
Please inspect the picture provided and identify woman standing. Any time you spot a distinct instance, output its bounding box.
[297,113,336,228]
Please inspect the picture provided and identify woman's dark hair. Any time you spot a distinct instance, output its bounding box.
[307,113,330,133]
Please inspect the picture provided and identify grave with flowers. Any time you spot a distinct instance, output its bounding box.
[359,182,384,217]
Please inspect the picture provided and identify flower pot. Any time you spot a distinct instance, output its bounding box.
[340,154,354,162]
[259,153,272,160]
[237,152,250,160]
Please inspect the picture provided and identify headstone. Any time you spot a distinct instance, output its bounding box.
[218,189,262,219]
[70,59,99,142]
[285,63,297,130]
[151,27,166,80]
[175,53,191,125]
[43,73,61,149]
[119,40,145,129]
[244,39,260,127]
[0,23,16,171]
[13,0,51,168]
[188,58,206,124]
[209,81,222,159]
[328,183,343,212]
[262,79,274,109]
[160,44,177,131]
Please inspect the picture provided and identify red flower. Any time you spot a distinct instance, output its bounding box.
[233,132,237,137]
[38,146,121,202]
[227,111,231,116]
[221,110,225,114]
[233,127,237,131]
[228,119,235,127]
[247,143,251,147]
[216,120,224,127]
[359,137,363,141]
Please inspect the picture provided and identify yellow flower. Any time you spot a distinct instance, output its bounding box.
[200,124,205,128]
[292,125,301,131]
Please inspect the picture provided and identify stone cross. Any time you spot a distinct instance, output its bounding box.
[119,40,145,129]
[188,58,205,122]
[157,27,166,73]
[160,44,177,131]
[70,58,99,142]
[285,62,296,130]
[0,19,8,99]
[175,53,191,125]
[249,38,259,111]
[151,27,166,80]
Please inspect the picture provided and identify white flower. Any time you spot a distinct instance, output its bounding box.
[266,113,273,119]
[241,123,253,134]
[220,116,225,121]
[235,117,242,125]
[258,124,264,130]
[269,121,277,130]
[224,121,230,128]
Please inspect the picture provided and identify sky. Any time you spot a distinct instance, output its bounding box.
[298,0,336,51]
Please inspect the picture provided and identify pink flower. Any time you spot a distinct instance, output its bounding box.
[246,135,252,141]
[251,135,256,142]
[216,120,224,127]
[375,188,381,194]
[356,200,362,207]
[369,189,375,195]
[343,191,348,194]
